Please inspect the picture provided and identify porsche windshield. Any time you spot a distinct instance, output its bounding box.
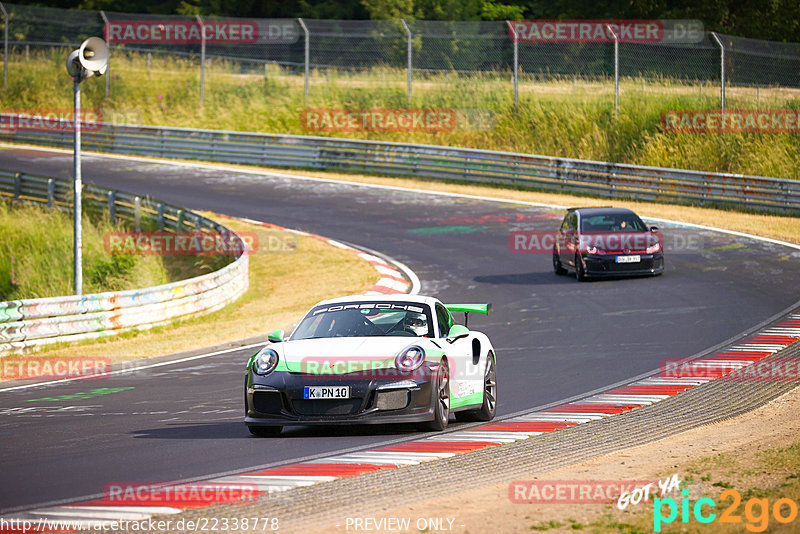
[292,302,434,340]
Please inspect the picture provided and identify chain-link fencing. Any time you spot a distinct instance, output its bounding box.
[1,3,799,109]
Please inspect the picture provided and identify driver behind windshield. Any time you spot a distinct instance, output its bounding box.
[404,312,430,337]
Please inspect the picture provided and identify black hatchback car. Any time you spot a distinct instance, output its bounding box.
[553,207,664,281]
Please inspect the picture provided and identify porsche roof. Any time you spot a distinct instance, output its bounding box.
[313,293,439,308]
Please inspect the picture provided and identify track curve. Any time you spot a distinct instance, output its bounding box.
[1,146,799,512]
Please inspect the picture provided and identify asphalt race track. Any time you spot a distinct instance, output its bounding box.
[1,147,799,512]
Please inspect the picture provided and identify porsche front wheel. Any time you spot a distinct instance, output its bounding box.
[426,361,450,431]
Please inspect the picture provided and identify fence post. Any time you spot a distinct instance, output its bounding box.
[401,19,412,102]
[506,21,518,108]
[196,15,205,105]
[0,2,8,90]
[606,24,619,116]
[108,190,116,223]
[100,10,110,98]
[710,32,725,113]
[157,203,164,230]
[134,196,141,231]
[47,178,54,207]
[13,171,20,199]
[297,18,309,104]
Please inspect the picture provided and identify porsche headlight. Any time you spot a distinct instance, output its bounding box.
[253,348,279,375]
[395,345,425,372]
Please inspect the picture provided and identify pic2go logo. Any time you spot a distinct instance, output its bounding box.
[654,489,799,532]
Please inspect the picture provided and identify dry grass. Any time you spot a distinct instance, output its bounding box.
[6,49,800,179]
[1,214,379,369]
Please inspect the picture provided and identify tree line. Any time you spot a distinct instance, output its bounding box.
[14,0,800,43]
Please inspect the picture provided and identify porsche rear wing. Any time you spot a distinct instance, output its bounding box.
[446,303,492,315]
[446,303,492,327]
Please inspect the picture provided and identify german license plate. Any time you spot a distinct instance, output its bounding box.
[615,255,641,263]
[303,386,350,399]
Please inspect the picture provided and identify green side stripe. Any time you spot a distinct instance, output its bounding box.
[450,391,483,409]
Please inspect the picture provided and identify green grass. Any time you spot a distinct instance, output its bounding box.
[0,200,226,300]
[530,520,564,530]
[3,48,800,180]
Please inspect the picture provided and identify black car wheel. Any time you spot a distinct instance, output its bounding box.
[455,354,497,422]
[426,360,450,431]
[553,250,567,275]
[575,253,587,282]
[248,425,282,437]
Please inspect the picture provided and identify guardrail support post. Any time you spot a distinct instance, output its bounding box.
[506,21,518,108]
[196,15,205,106]
[47,178,54,207]
[297,18,309,104]
[711,32,725,113]
[606,24,619,116]
[100,10,110,98]
[401,19,412,102]
[157,203,164,230]
[13,171,20,199]
[108,190,116,223]
[134,196,141,231]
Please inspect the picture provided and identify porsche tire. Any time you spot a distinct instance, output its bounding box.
[425,360,450,431]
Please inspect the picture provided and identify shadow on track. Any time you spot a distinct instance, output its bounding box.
[474,271,576,285]
[475,271,661,285]
[130,422,450,440]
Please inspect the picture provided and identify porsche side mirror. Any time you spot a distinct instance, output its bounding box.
[267,329,284,343]
[446,324,469,343]
[650,226,659,232]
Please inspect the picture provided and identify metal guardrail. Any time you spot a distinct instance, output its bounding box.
[2,118,798,214]
[0,169,249,354]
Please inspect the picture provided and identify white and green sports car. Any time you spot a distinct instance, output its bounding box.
[244,294,496,436]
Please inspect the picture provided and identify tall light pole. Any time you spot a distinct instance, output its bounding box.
[66,37,108,295]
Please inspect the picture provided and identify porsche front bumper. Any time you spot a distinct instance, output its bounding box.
[244,366,438,426]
